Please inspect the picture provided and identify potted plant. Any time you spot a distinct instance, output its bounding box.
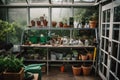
[89,13,98,28]
[3,54,24,80]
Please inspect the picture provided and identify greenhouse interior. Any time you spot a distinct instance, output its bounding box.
[0,0,120,80]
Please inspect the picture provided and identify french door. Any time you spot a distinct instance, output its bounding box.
[99,1,120,80]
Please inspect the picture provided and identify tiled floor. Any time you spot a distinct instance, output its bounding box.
[42,67,102,80]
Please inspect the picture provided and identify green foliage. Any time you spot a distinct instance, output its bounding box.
[0,20,15,41]
[74,7,98,23]
[4,54,24,72]
[0,56,6,73]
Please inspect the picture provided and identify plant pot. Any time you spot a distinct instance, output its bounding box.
[3,68,24,80]
[72,65,81,76]
[82,65,91,76]
[59,22,63,27]
[89,20,97,28]
[81,54,88,61]
[52,21,57,27]
[31,20,35,26]
[87,52,93,60]
[60,65,65,72]
[37,21,41,27]
[43,20,48,27]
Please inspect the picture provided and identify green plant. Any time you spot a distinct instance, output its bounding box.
[0,20,15,41]
[4,54,24,72]
[89,12,98,21]
[0,56,6,73]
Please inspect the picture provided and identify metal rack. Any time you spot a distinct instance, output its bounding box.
[20,27,98,75]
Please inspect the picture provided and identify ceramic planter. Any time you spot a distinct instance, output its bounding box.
[87,52,93,60]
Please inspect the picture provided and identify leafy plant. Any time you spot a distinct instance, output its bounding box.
[89,12,98,21]
[0,56,6,73]
[0,20,15,41]
[4,54,24,72]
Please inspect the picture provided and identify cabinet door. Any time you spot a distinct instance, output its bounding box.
[99,1,120,80]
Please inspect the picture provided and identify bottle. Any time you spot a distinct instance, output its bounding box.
[85,39,89,46]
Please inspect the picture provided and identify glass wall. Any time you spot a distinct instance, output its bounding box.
[8,8,27,44]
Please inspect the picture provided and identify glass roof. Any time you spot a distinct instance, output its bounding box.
[2,0,96,4]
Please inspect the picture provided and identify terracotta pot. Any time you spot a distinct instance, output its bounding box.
[52,21,57,27]
[81,54,88,61]
[63,23,68,28]
[89,20,97,28]
[31,20,35,26]
[60,65,65,72]
[87,53,93,60]
[72,65,81,76]
[59,22,63,27]
[82,65,92,76]
[37,21,41,27]
[43,20,48,27]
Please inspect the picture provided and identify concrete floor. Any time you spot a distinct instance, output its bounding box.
[42,67,102,80]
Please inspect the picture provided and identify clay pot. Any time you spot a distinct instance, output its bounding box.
[63,23,68,28]
[60,65,65,72]
[72,65,81,76]
[89,20,97,28]
[81,54,88,61]
[82,65,92,76]
[43,20,48,27]
[59,22,63,27]
[52,21,57,27]
[87,52,93,60]
[31,20,35,26]
[37,21,41,27]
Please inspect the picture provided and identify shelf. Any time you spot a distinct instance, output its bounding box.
[24,27,97,30]
[21,44,95,48]
[48,60,94,62]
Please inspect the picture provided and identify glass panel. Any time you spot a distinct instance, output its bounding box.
[117,63,120,79]
[107,9,110,22]
[103,11,106,22]
[114,5,120,22]
[104,52,108,66]
[8,8,27,44]
[31,0,49,3]
[112,42,118,58]
[7,0,26,4]
[30,8,49,27]
[52,8,71,28]
[0,8,7,20]
[106,24,110,37]
[113,24,120,41]
[101,38,104,49]
[103,66,107,77]
[100,51,104,72]
[102,24,105,36]
[51,0,72,4]
[110,58,116,73]
[105,39,109,52]
[109,72,116,80]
